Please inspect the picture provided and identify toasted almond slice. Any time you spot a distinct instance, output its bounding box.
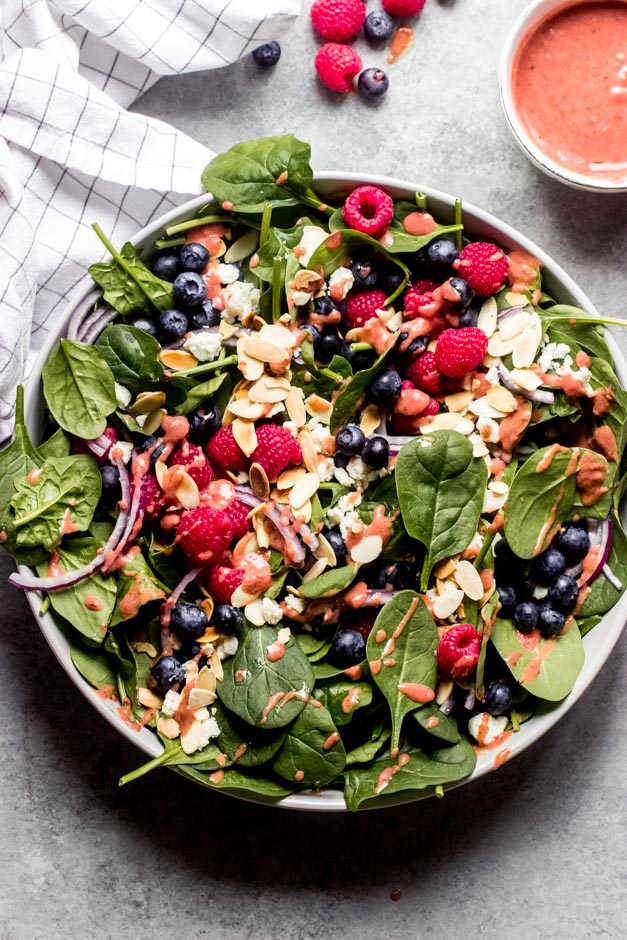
[237,338,265,381]
[175,471,200,510]
[351,535,383,564]
[477,297,498,337]
[219,320,238,340]
[232,584,259,608]
[289,472,319,509]
[196,666,217,693]
[298,429,319,474]
[181,721,202,755]
[224,228,259,263]
[250,462,270,500]
[154,460,167,488]
[157,717,181,739]
[134,641,158,658]
[509,368,543,391]
[359,403,382,437]
[486,385,517,413]
[130,391,167,414]
[293,269,324,294]
[277,626,291,645]
[453,560,485,601]
[243,336,287,363]
[305,394,333,422]
[445,391,473,413]
[197,626,221,644]
[259,323,298,348]
[160,349,198,371]
[249,379,289,404]
[302,557,328,583]
[433,586,465,620]
[277,466,307,490]
[262,374,292,390]
[483,488,508,514]
[419,412,463,433]
[504,291,528,308]
[210,650,224,682]
[244,597,266,626]
[267,402,286,418]
[229,399,265,419]
[435,679,454,706]
[138,687,164,709]
[487,333,515,357]
[142,409,166,435]
[512,315,543,368]
[314,532,337,566]
[208,238,227,260]
[470,433,490,458]
[189,688,217,708]
[285,386,307,426]
[252,514,271,549]
[489,481,510,496]
[232,417,257,457]
[294,499,312,524]
[455,418,476,436]
[433,558,457,580]
[498,311,532,341]
[468,396,509,419]
[480,580,497,606]
[292,289,313,307]
[482,353,502,368]
[428,339,438,352]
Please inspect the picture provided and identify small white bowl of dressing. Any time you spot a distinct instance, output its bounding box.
[499,0,627,192]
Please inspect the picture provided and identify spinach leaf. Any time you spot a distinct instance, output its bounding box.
[342,740,477,811]
[255,218,313,284]
[37,538,117,645]
[89,239,174,315]
[37,428,70,460]
[578,519,627,617]
[201,135,317,213]
[271,700,346,787]
[538,303,626,330]
[330,347,393,433]
[386,200,464,254]
[214,701,287,768]
[475,591,501,699]
[11,455,101,551]
[366,591,439,755]
[110,550,166,625]
[70,637,118,692]
[411,703,460,744]
[178,372,230,415]
[42,339,117,439]
[309,227,410,292]
[119,740,223,785]
[219,623,314,729]
[491,618,584,701]
[396,431,488,588]
[180,764,295,799]
[294,632,331,660]
[0,386,45,563]
[312,660,365,680]
[298,564,358,599]
[586,356,627,459]
[95,324,165,392]
[312,680,374,726]
[577,615,603,638]
[544,320,612,364]
[344,725,391,767]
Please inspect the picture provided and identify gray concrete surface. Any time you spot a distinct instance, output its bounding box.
[2,2,626,938]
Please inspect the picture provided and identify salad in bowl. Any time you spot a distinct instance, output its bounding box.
[1,135,626,811]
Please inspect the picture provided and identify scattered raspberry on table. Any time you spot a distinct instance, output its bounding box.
[310,0,366,42]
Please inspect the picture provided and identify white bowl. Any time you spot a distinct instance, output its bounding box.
[499,0,627,193]
[20,176,627,811]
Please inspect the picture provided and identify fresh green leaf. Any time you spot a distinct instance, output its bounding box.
[90,238,174,315]
[42,339,117,439]
[312,680,373,726]
[491,618,584,701]
[214,701,287,768]
[344,725,391,767]
[95,324,165,392]
[578,519,627,617]
[110,550,167,625]
[271,700,346,787]
[70,638,118,692]
[298,564,358,599]
[178,372,230,415]
[119,740,223,785]
[0,386,45,563]
[411,703,460,744]
[37,428,70,460]
[330,346,393,433]
[179,764,294,799]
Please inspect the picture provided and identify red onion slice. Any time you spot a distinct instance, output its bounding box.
[497,363,555,405]
[602,563,623,593]
[583,518,611,585]
[85,432,113,459]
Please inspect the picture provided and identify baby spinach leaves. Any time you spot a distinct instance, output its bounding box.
[110,551,166,625]
[366,591,439,755]
[396,431,488,588]
[214,701,287,768]
[70,638,117,691]
[90,227,174,315]
[330,347,392,433]
[298,564,358,599]
[491,618,584,701]
[42,339,117,439]
[578,518,627,617]
[412,704,460,744]
[0,387,46,563]
[181,765,295,799]
[271,700,346,787]
[312,680,374,726]
[11,455,101,551]
[219,624,314,729]
[95,324,164,392]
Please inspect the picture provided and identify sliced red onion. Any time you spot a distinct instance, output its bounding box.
[85,432,112,459]
[464,684,476,711]
[497,363,555,405]
[602,563,623,593]
[363,589,398,607]
[160,565,204,630]
[67,287,106,342]
[564,561,583,579]
[439,691,455,716]
[584,518,611,585]
[497,306,524,322]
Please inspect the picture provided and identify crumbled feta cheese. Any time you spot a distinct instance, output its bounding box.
[468,712,508,746]
[262,597,282,625]
[112,440,133,464]
[485,367,500,386]
[222,280,260,324]
[476,415,500,444]
[114,382,132,408]
[183,660,198,683]
[161,690,181,718]
[217,263,241,284]
[283,421,299,438]
[235,471,249,484]
[337,491,362,513]
[183,330,222,362]
[317,456,335,482]
[198,716,221,749]
[537,342,571,373]
[325,505,343,527]
[307,419,329,452]
[333,466,353,487]
[346,455,379,489]
[328,266,354,301]
[340,510,362,540]
[482,482,509,514]
[200,642,215,657]
[284,594,305,614]
[194,707,210,722]
[222,635,239,657]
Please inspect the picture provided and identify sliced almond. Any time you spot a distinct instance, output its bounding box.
[130,391,167,415]
[293,499,312,524]
[285,386,306,426]
[209,650,224,682]
[419,412,463,433]
[243,335,288,363]
[453,560,485,601]
[249,379,289,404]
[498,311,532,341]
[142,408,166,435]
[224,229,259,264]
[181,721,202,755]
[477,297,498,337]
[468,396,509,419]
[277,626,291,645]
[509,368,543,391]
[262,374,292,389]
[259,323,298,349]
[237,338,265,381]
[134,641,158,658]
[157,717,181,739]
[250,462,270,500]
[487,334,515,358]
[219,320,238,340]
[208,238,227,260]
[480,580,497,606]
[244,597,266,626]
[297,429,319,474]
[490,481,509,496]
[277,466,307,490]
[512,315,543,368]
[314,532,337,566]
[359,403,382,437]
[445,391,473,413]
[160,349,198,371]
[351,535,383,564]
[486,385,517,414]
[470,433,490,458]
[229,399,265,419]
[232,417,257,457]
[138,687,164,709]
[266,402,286,418]
[293,269,324,294]
[175,471,200,509]
[154,460,167,488]
[433,558,457,580]
[504,291,528,308]
[289,472,319,509]
[232,584,259,608]
[482,353,502,368]
[305,394,333,422]
[196,666,217,693]
[252,514,271,549]
[199,596,215,623]
[302,557,328,584]
[433,586,465,620]
[188,688,217,708]
[455,418,476,436]
[435,679,454,706]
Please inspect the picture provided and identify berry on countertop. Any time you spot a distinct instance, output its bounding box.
[344,288,387,329]
[176,507,233,566]
[173,271,207,308]
[406,351,444,393]
[328,628,367,668]
[357,68,389,102]
[179,242,210,273]
[364,10,395,44]
[368,368,403,405]
[251,424,303,482]
[310,0,366,42]
[212,602,244,635]
[434,327,489,378]
[336,425,366,456]
[208,565,245,604]
[342,185,394,237]
[170,601,209,640]
[151,656,185,694]
[206,426,249,474]
[383,0,426,15]
[484,680,513,716]
[157,308,188,343]
[453,242,509,296]
[252,41,281,68]
[152,253,180,282]
[436,623,480,679]
[315,43,363,93]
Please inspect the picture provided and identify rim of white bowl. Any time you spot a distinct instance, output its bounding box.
[499,0,627,194]
[19,175,627,812]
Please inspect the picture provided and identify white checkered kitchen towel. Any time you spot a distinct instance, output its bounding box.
[0,0,301,440]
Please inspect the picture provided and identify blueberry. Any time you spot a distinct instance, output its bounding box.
[538,603,566,636]
[328,628,366,668]
[384,269,405,294]
[405,336,429,359]
[350,258,379,290]
[157,308,188,343]
[484,680,513,716]
[362,435,390,470]
[142,436,166,466]
[313,295,335,316]
[151,655,185,694]
[344,342,376,372]
[317,330,341,363]
[301,323,321,345]
[513,600,539,633]
[368,369,402,405]
[170,602,209,640]
[516,578,537,602]
[458,306,479,328]
[373,563,403,590]
[175,642,201,664]
[357,68,389,102]
[334,452,350,471]
[128,315,158,337]
[188,404,222,444]
[547,574,579,613]
[336,425,366,456]
[173,271,207,308]
[531,548,566,585]
[152,253,180,282]
[448,277,475,310]
[553,524,590,563]
[494,538,523,583]
[212,604,243,635]
[364,10,394,43]
[188,299,221,329]
[179,242,210,274]
[497,584,517,617]
[99,464,121,509]
[252,41,281,68]
[426,239,460,272]
[323,529,347,566]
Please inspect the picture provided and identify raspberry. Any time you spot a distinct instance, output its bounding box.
[453,242,509,296]
[170,441,212,489]
[206,426,248,474]
[401,379,416,390]
[403,280,439,319]
[382,0,426,14]
[223,499,250,540]
[351,609,376,640]
[344,288,387,330]
[342,185,394,237]
[315,43,362,93]
[406,351,444,394]
[251,424,302,482]
[207,564,245,604]
[139,473,163,520]
[421,397,440,418]
[436,624,480,679]
[176,507,233,566]
[310,0,366,41]
[434,327,489,378]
